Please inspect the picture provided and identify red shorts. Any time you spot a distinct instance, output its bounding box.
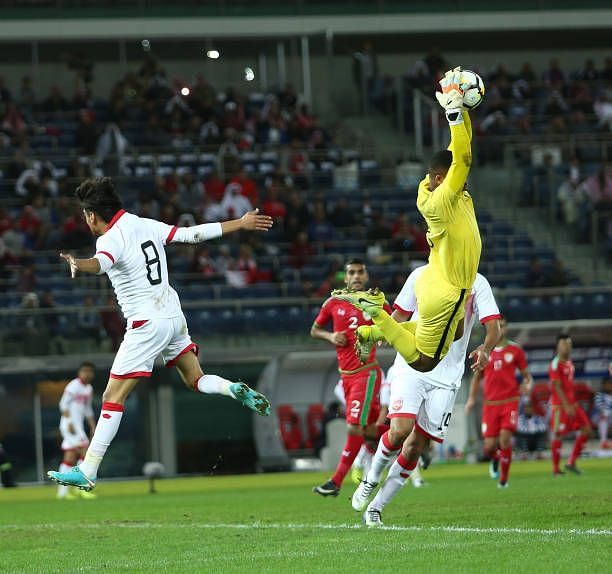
[481,400,519,438]
[550,404,590,435]
[342,367,381,426]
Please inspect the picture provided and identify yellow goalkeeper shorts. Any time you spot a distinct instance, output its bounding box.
[414,265,468,361]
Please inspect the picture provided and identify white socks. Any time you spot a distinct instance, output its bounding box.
[366,431,400,484]
[57,461,71,497]
[599,417,609,444]
[195,374,233,396]
[79,402,124,479]
[369,454,417,511]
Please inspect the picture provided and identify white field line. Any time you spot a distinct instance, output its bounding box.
[0,522,610,537]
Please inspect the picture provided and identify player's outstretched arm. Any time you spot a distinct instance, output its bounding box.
[222,208,273,234]
[170,209,273,244]
[60,252,101,278]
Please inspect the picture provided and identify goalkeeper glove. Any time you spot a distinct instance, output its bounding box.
[435,66,464,125]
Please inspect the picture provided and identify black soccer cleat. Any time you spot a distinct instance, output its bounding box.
[313,479,340,497]
[420,449,432,470]
[564,463,582,475]
[552,469,566,477]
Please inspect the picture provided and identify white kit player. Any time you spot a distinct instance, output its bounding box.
[352,265,502,526]
[56,362,97,500]
[48,177,273,492]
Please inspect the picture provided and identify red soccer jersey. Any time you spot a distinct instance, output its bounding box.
[548,356,576,406]
[314,298,389,373]
[482,341,527,402]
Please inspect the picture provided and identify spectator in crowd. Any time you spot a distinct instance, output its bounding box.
[16,261,37,293]
[557,158,583,225]
[579,165,612,209]
[142,114,170,148]
[177,171,202,207]
[41,85,69,114]
[308,202,335,244]
[230,168,258,206]
[193,245,220,281]
[19,291,49,355]
[225,244,257,288]
[289,231,314,269]
[366,212,392,242]
[75,109,98,155]
[203,170,226,203]
[594,375,612,449]
[96,122,130,176]
[546,258,569,287]
[261,182,287,224]
[329,197,356,229]
[220,182,253,219]
[99,295,125,352]
[77,295,101,341]
[524,257,547,288]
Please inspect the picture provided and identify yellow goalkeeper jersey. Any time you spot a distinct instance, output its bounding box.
[416,111,481,290]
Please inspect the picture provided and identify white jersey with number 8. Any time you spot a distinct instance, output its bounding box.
[93,210,182,321]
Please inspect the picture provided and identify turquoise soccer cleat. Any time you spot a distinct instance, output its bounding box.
[229,382,271,416]
[47,466,96,492]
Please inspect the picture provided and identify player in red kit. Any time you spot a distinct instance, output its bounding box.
[311,259,390,496]
[549,333,591,475]
[466,318,532,488]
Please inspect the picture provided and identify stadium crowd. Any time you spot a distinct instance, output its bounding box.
[0,53,608,352]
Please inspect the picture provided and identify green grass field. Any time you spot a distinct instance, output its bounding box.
[1,459,611,573]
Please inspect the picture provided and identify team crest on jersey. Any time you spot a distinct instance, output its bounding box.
[504,353,514,363]
[392,399,403,411]
[337,308,345,316]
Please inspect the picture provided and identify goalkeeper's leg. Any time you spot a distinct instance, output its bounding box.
[369,311,420,364]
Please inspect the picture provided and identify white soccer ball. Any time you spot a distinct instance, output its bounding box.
[459,69,485,110]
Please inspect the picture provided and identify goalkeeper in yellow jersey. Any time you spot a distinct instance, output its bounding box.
[333,67,484,373]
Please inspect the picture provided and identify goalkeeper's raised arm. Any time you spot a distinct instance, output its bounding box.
[435,68,473,202]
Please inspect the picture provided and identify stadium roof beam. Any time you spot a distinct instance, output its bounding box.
[0,10,611,41]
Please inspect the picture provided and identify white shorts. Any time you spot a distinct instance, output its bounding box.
[387,369,458,443]
[60,420,89,451]
[110,314,197,379]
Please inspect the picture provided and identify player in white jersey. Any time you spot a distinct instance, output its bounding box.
[56,362,96,499]
[352,265,502,526]
[48,177,273,492]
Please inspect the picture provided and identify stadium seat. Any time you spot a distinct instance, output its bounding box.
[277,405,303,451]
[304,403,326,449]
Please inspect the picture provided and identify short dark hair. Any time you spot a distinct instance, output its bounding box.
[429,149,452,174]
[79,361,95,370]
[556,333,571,343]
[345,258,366,269]
[76,177,122,223]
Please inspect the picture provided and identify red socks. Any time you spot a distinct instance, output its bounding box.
[331,434,364,487]
[381,431,400,454]
[499,447,512,484]
[551,438,562,473]
[568,434,587,466]
[396,453,418,478]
